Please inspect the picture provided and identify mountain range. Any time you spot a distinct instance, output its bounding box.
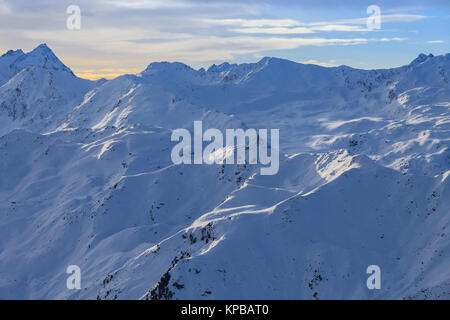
[0,44,449,299]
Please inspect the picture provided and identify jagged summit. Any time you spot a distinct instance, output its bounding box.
[32,43,52,52]
[29,43,58,60]
[142,56,315,81]
[0,43,75,84]
[13,43,73,73]
[207,62,238,73]
[1,49,24,57]
[410,53,434,65]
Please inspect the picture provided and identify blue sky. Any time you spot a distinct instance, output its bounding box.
[0,0,449,79]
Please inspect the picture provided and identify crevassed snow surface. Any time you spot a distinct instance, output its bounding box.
[0,44,449,299]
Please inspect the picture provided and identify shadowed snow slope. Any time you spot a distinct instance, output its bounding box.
[0,44,449,299]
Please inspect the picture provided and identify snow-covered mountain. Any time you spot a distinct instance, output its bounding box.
[0,44,96,136]
[0,44,449,299]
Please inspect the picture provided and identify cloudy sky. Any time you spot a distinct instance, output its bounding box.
[0,0,449,79]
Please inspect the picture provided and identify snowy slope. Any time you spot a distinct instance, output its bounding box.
[0,44,449,299]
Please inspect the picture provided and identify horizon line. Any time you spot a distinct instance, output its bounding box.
[1,43,445,81]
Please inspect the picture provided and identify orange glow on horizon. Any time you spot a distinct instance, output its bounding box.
[73,67,143,80]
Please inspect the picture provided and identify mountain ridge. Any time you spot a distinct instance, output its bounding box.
[2,44,446,82]
[0,43,448,299]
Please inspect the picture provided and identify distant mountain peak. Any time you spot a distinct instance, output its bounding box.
[26,43,60,62]
[143,61,194,73]
[35,43,51,50]
[10,43,74,75]
[31,43,54,55]
[207,62,238,73]
[257,56,292,65]
[2,49,24,57]
[410,53,434,65]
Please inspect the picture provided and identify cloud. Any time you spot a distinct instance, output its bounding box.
[427,40,445,44]
[311,24,369,32]
[229,25,370,35]
[301,59,338,67]
[203,13,426,35]
[199,18,301,28]
[201,14,427,29]
[74,67,143,80]
[309,14,427,26]
[106,0,193,10]
[373,37,406,42]
[0,0,10,14]
[383,6,425,13]
[104,0,261,15]
[230,27,313,35]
